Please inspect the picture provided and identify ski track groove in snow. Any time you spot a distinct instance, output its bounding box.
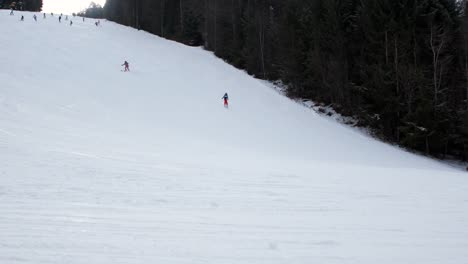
[0,10,468,264]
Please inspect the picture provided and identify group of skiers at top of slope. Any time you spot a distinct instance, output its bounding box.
[120,61,230,108]
[13,11,100,27]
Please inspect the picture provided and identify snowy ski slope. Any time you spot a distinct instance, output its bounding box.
[1,11,467,264]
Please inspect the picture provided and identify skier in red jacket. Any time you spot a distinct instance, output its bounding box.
[222,93,229,108]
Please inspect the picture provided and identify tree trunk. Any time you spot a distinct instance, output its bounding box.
[465,33,468,109]
[179,0,183,33]
[204,0,208,48]
[231,0,236,43]
[160,0,165,37]
[426,135,430,155]
[134,0,139,29]
[214,0,217,53]
[430,25,445,106]
[259,26,266,79]
[394,35,399,95]
[385,30,388,65]
[394,35,400,142]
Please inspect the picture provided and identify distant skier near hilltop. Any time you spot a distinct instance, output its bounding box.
[10,9,14,15]
[58,16,61,23]
[33,14,37,21]
[122,61,130,72]
[222,93,229,108]
[20,15,24,21]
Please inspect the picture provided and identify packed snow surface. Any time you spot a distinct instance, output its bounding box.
[1,11,467,264]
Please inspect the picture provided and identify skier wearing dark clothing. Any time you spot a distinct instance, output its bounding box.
[222,93,229,108]
[33,14,37,21]
[43,13,46,19]
[20,15,24,21]
[58,16,61,23]
[70,20,73,26]
[122,61,130,72]
[10,9,14,15]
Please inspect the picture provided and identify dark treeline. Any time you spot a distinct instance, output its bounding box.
[77,2,104,19]
[105,0,468,161]
[0,0,42,11]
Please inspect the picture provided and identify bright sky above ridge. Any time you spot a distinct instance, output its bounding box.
[43,0,106,14]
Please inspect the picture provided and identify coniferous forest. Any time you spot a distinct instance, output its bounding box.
[0,0,42,11]
[107,0,467,161]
